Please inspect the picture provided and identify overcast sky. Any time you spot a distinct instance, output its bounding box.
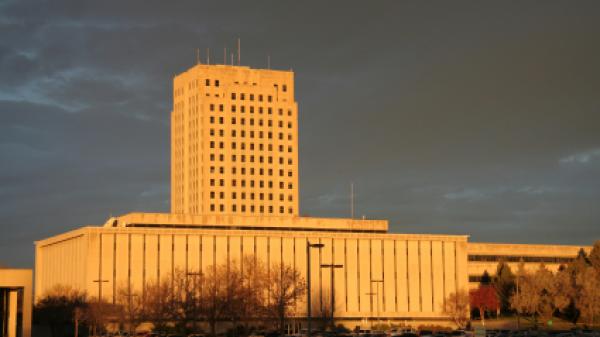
[1,1,599,268]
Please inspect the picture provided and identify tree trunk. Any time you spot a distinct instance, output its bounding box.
[479,308,485,327]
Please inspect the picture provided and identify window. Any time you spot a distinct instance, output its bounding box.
[215,80,220,87]
[259,95,263,102]
[232,117,236,124]
[232,204,236,212]
[241,93,245,100]
[210,104,215,111]
[269,206,273,213]
[210,154,215,161]
[232,105,236,112]
[288,183,293,189]
[219,204,224,212]
[288,122,292,128]
[219,179,224,186]
[210,116,215,123]
[280,206,284,214]
[288,109,292,116]
[219,117,224,124]
[250,106,254,113]
[278,121,283,128]
[282,84,287,92]
[219,192,224,199]
[210,179,215,186]
[231,93,236,100]
[219,142,224,149]
[250,94,254,101]
[219,104,224,112]
[210,141,215,148]
[268,95,272,102]
[278,109,283,116]
[241,106,245,113]
[210,204,215,211]
[210,191,215,199]
[206,79,210,86]
[260,205,264,213]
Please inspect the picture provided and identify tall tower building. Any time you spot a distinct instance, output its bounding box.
[171,64,299,216]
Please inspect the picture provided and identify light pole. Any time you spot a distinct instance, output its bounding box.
[306,241,324,337]
[365,292,376,330]
[370,280,383,329]
[320,264,343,329]
[187,272,202,333]
[92,279,108,337]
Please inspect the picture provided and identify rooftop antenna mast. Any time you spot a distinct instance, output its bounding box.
[231,53,234,66]
[224,47,227,65]
[267,54,271,69]
[351,182,355,219]
[237,38,241,65]
[206,48,210,65]
[196,48,200,64]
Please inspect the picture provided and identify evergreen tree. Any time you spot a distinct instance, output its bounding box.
[493,261,515,315]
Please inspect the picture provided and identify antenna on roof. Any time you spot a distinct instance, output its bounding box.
[267,54,271,69]
[196,48,200,65]
[350,182,355,219]
[206,48,210,65]
[237,38,241,65]
[224,47,227,65]
[231,52,234,66]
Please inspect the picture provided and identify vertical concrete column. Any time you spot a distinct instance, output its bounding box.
[8,290,18,337]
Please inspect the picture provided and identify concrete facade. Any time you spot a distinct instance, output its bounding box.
[35,214,469,327]
[467,242,591,288]
[0,269,32,337]
[171,65,299,216]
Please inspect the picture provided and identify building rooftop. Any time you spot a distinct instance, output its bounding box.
[103,212,389,233]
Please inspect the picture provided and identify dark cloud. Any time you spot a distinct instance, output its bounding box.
[1,0,599,268]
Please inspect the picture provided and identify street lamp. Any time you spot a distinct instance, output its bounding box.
[306,241,324,337]
[320,264,343,330]
[186,272,202,333]
[365,292,376,329]
[370,280,383,329]
[92,279,108,337]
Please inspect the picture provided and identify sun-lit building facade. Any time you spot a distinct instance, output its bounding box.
[35,213,469,328]
[171,64,299,216]
[34,62,594,329]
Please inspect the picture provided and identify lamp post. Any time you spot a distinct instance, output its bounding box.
[320,264,343,330]
[370,280,383,329]
[306,241,324,337]
[92,279,108,337]
[365,292,376,330]
[186,272,202,333]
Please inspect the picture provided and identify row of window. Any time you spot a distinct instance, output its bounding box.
[209,179,293,189]
[209,129,293,142]
[210,191,293,201]
[209,116,293,128]
[210,204,293,214]
[209,150,293,162]
[468,255,575,263]
[210,142,293,153]
[210,164,293,174]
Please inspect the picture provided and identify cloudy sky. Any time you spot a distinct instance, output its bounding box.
[1,1,599,268]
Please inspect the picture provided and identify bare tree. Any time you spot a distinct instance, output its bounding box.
[141,277,175,332]
[115,285,144,334]
[263,262,306,335]
[443,290,470,329]
[200,263,242,337]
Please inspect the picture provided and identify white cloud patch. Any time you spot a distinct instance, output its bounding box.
[560,148,600,165]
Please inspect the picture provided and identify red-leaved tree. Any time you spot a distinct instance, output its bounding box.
[470,285,499,327]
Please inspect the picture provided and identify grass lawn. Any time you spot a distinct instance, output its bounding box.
[470,316,578,330]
